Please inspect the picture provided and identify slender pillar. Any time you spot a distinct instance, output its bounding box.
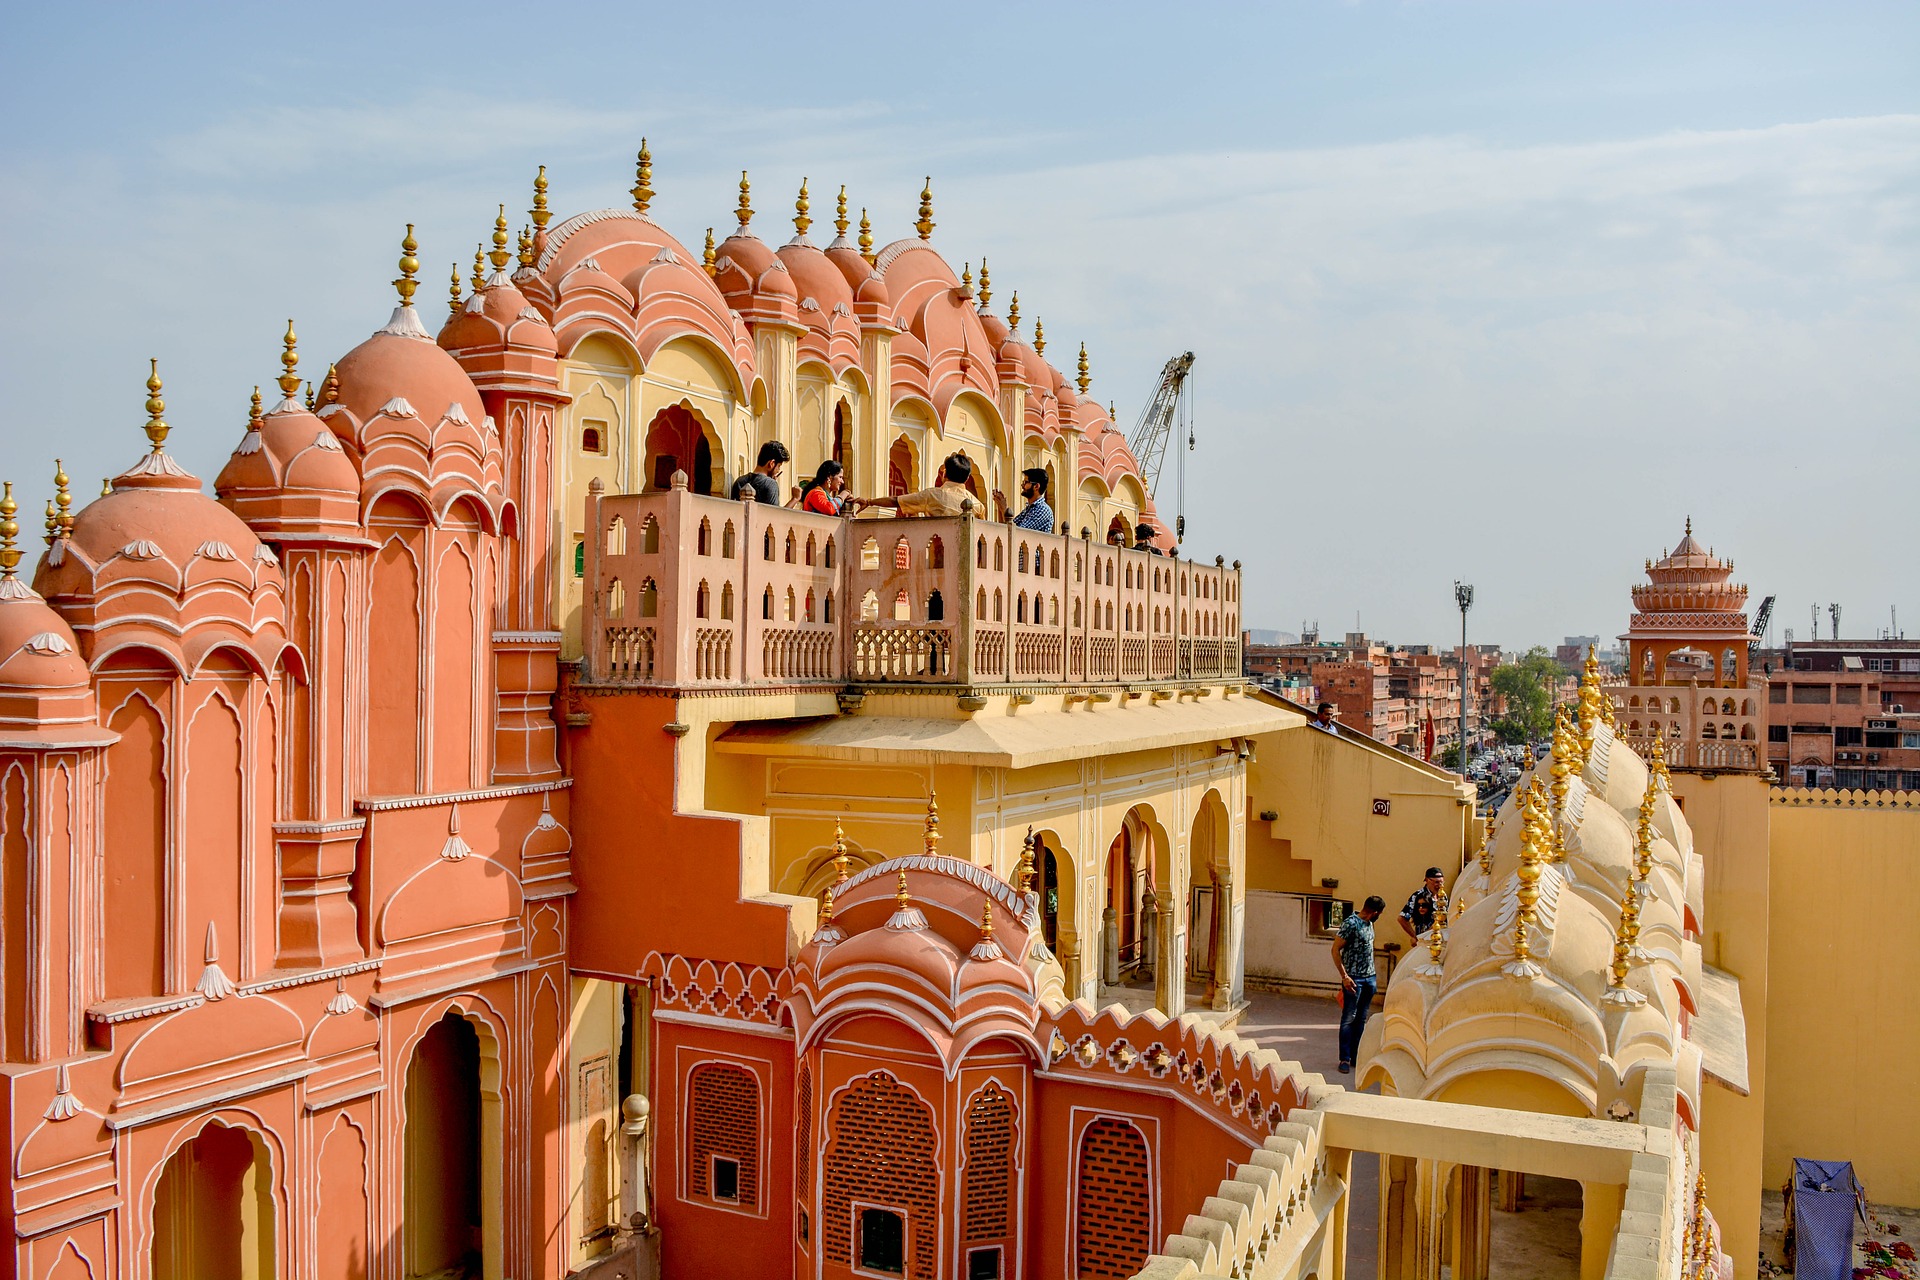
[1156,903,1186,1017]
[1578,1181,1625,1280]
[1100,906,1120,986]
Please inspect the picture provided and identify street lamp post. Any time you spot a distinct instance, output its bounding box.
[1454,581,1474,779]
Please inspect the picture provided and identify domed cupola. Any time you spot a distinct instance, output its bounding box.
[1632,518,1748,615]
[35,363,289,675]
[323,229,507,530]
[0,480,97,741]
[823,203,892,324]
[438,206,559,370]
[776,182,862,373]
[711,172,801,326]
[216,323,361,536]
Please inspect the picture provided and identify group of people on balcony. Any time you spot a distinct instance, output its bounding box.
[727,444,1062,533]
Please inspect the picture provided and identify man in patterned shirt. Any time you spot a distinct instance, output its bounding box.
[1397,867,1447,942]
[1330,895,1385,1074]
[998,468,1054,532]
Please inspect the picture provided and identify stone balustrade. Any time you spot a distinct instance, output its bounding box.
[581,475,1243,689]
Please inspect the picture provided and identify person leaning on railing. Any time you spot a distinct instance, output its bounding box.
[994,467,1054,532]
[848,452,979,518]
[791,459,849,515]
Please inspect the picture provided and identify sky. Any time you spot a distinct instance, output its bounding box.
[1,2,1915,649]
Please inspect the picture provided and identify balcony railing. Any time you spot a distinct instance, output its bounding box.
[580,477,1243,689]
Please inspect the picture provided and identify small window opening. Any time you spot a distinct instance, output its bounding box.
[968,1246,1003,1280]
[859,1208,905,1274]
[713,1156,740,1203]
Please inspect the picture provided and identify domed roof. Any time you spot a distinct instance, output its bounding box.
[215,336,362,535]
[35,366,289,675]
[1652,519,1726,573]
[329,326,487,454]
[0,487,90,707]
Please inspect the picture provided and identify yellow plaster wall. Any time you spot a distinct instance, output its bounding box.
[1669,771,1771,1279]
[566,976,624,1269]
[1764,794,1920,1206]
[1247,723,1474,913]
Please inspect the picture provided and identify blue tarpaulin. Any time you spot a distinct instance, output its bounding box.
[1785,1158,1867,1280]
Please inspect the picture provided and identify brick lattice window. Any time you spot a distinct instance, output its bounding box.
[689,1063,761,1207]
[962,1084,1017,1244]
[797,1063,814,1193]
[823,1073,939,1277]
[1074,1118,1152,1279]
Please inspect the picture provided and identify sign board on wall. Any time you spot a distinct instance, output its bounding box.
[1371,798,1391,817]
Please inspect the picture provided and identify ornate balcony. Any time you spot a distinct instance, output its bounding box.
[579,475,1243,690]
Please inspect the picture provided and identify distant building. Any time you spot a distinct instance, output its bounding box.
[1753,639,1920,789]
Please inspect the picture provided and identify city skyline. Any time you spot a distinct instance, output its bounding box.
[1,2,1914,647]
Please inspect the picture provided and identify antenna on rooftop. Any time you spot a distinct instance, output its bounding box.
[1829,602,1842,642]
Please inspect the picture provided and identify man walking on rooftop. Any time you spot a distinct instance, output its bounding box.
[1331,896,1384,1074]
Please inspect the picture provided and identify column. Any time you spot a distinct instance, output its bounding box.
[1100,906,1120,986]
[1212,871,1241,1011]
[1578,1181,1626,1280]
[1156,902,1186,1018]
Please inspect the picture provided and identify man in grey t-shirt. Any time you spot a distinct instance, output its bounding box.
[1330,895,1384,1073]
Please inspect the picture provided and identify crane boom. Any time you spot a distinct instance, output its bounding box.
[1750,594,1775,659]
[1126,352,1195,501]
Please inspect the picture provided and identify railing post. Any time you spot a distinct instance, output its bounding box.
[583,478,605,682]
[955,514,975,686]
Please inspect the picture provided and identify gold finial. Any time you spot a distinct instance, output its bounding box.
[735,171,754,232]
[820,881,836,923]
[1016,827,1036,894]
[834,185,849,238]
[914,176,934,240]
[1109,400,1117,423]
[303,381,315,411]
[42,498,56,546]
[143,359,169,452]
[0,483,17,580]
[1427,903,1448,965]
[631,139,654,214]
[101,479,112,498]
[793,177,811,236]
[471,244,486,293]
[895,870,912,910]
[1513,787,1544,964]
[277,319,301,398]
[489,204,511,271]
[923,792,940,857]
[1033,319,1046,355]
[857,208,874,263]
[702,228,717,277]
[450,263,464,313]
[961,261,973,293]
[831,820,851,886]
[531,165,551,230]
[979,899,995,940]
[1076,342,1090,395]
[52,460,72,542]
[977,258,991,309]
[517,224,534,269]
[393,224,420,306]
[1007,292,1020,333]
[320,364,340,408]
[248,385,263,429]
[1684,515,1692,537]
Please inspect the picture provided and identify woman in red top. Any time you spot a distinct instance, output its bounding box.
[795,460,849,516]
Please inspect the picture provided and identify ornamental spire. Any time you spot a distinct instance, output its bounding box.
[393,224,420,307]
[914,177,935,240]
[1077,343,1091,395]
[977,258,991,309]
[0,483,19,581]
[735,171,754,232]
[1016,826,1036,894]
[834,185,849,238]
[793,177,811,237]
[142,360,169,452]
[857,208,874,264]
[701,228,717,277]
[530,166,551,230]
[1007,291,1020,334]
[631,139,654,214]
[277,319,301,400]
[471,244,486,293]
[247,386,262,431]
[52,459,72,542]
[831,820,851,886]
[320,364,340,408]
[1033,319,1046,356]
[449,263,464,315]
[489,204,511,271]
[517,224,534,269]
[42,498,56,547]
[923,792,941,857]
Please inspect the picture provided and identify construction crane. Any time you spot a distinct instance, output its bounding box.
[1125,352,1196,540]
[1749,594,1775,660]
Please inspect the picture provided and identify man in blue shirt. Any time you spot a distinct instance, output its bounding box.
[1330,895,1385,1073]
[1000,468,1054,532]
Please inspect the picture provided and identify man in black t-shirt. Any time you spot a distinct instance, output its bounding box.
[1398,867,1447,941]
[733,440,790,505]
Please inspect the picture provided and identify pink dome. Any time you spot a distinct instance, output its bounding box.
[0,586,88,692]
[328,330,487,452]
